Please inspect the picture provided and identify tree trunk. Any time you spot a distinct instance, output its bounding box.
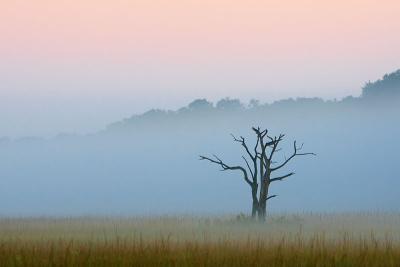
[251,201,258,219]
[251,184,259,219]
[258,202,267,221]
[258,204,266,221]
[258,181,270,222]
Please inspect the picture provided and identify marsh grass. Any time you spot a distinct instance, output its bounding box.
[0,213,399,266]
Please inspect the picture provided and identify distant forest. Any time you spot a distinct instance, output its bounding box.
[107,69,400,132]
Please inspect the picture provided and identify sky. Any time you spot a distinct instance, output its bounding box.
[1,0,400,137]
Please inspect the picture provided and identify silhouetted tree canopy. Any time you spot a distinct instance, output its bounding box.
[188,99,213,111]
[216,98,243,110]
[248,99,260,109]
[103,69,400,132]
[362,69,400,99]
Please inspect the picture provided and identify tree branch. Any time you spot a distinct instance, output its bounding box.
[271,141,315,172]
[199,155,253,186]
[270,172,295,182]
[267,194,277,200]
[231,134,256,161]
[269,134,284,161]
[254,134,260,158]
[242,156,254,179]
[253,127,268,165]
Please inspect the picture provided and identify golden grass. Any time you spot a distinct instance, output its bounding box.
[0,213,399,267]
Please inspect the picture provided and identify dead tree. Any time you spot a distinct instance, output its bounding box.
[200,127,315,221]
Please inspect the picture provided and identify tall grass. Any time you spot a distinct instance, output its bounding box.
[0,213,399,266]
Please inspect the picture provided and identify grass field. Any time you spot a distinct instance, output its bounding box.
[0,213,399,266]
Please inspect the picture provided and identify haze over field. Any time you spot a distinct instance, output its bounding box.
[1,71,399,216]
[1,0,400,217]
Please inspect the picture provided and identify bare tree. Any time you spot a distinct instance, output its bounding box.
[200,127,315,221]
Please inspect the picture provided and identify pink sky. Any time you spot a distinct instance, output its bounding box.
[0,0,400,136]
